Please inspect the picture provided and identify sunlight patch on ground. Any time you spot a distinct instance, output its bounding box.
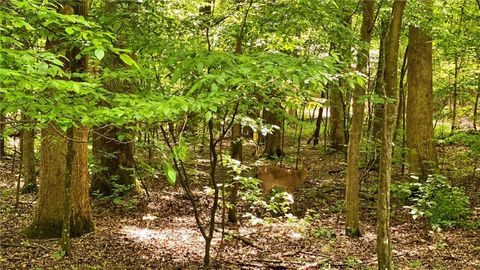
[121,225,203,247]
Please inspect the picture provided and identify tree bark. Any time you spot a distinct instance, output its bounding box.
[406,1,438,180]
[345,0,374,238]
[91,1,137,196]
[451,54,459,133]
[91,126,137,195]
[311,92,326,146]
[474,72,480,130]
[377,1,406,269]
[263,108,283,158]
[372,17,389,140]
[25,0,94,239]
[330,86,346,151]
[0,113,5,157]
[25,125,94,238]
[21,114,36,193]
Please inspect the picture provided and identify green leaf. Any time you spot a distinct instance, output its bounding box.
[95,49,105,61]
[117,133,126,141]
[164,164,176,185]
[205,111,212,122]
[119,54,135,66]
[65,27,74,35]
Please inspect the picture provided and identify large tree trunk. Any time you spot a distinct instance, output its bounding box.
[406,2,438,180]
[377,1,406,269]
[21,115,36,193]
[263,108,283,158]
[25,125,94,238]
[345,0,374,238]
[25,0,93,239]
[91,126,136,195]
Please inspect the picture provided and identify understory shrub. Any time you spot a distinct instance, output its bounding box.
[392,174,472,230]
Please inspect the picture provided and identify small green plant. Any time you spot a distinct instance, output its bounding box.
[392,174,471,230]
[92,183,138,211]
[312,226,336,240]
[409,259,423,268]
[345,256,358,268]
[51,250,66,260]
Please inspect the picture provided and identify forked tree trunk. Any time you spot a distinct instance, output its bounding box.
[345,0,374,238]
[21,115,36,193]
[377,1,406,269]
[25,125,94,238]
[406,1,438,180]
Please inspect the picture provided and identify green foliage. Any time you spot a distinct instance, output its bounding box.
[92,183,138,212]
[312,226,336,240]
[443,131,480,157]
[51,250,66,260]
[392,174,472,230]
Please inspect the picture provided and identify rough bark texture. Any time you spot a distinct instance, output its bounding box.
[330,84,346,151]
[345,0,374,238]
[25,0,93,239]
[25,125,94,238]
[264,109,283,158]
[372,18,389,140]
[406,4,438,180]
[91,126,136,195]
[0,113,5,157]
[228,123,242,223]
[377,1,406,269]
[21,115,36,193]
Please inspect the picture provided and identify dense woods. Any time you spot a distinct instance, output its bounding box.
[0,0,479,269]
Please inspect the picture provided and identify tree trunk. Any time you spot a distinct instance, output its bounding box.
[25,125,94,238]
[91,126,137,195]
[228,123,242,223]
[25,0,94,239]
[311,92,326,146]
[406,2,438,180]
[451,54,459,133]
[264,109,283,158]
[372,18,389,140]
[345,0,374,238]
[329,86,346,151]
[474,72,480,130]
[91,1,137,196]
[377,1,406,269]
[394,46,408,143]
[21,115,36,193]
[0,113,5,157]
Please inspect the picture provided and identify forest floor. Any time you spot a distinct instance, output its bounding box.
[0,141,479,270]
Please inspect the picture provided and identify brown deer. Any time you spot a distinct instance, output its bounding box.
[257,164,309,196]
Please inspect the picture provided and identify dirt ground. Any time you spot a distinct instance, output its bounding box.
[0,142,479,270]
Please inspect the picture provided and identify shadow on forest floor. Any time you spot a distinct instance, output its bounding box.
[0,143,479,269]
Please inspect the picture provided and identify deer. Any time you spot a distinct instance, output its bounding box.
[257,164,310,196]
